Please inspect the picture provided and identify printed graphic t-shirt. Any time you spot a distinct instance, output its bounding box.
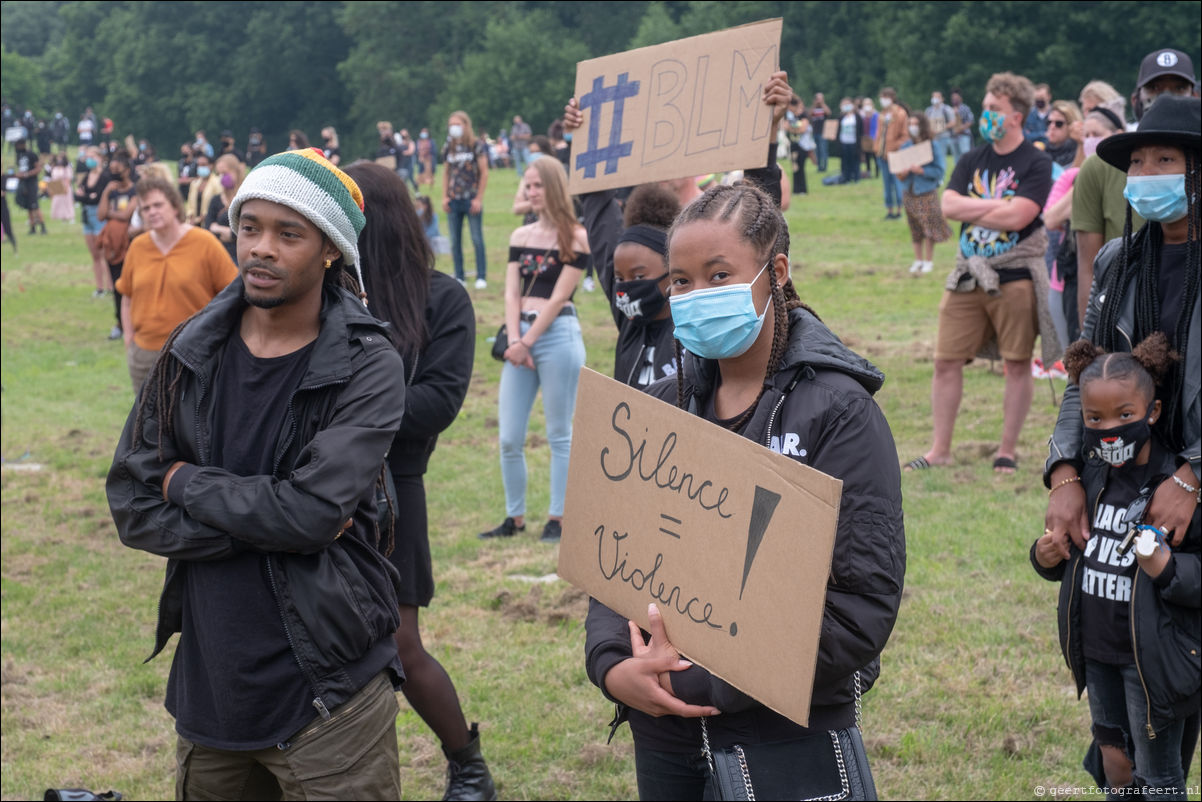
[947,140,1053,281]
[443,139,488,200]
[1080,463,1148,664]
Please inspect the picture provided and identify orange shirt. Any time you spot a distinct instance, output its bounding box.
[115,227,238,350]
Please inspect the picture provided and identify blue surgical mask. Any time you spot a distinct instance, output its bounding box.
[979,110,1007,142]
[197,166,211,177]
[563,132,573,143]
[85,158,98,169]
[1123,174,1188,223]
[669,262,770,360]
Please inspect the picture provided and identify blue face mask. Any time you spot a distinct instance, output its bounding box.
[978,110,1007,143]
[1124,174,1188,223]
[197,166,211,177]
[85,158,98,169]
[669,262,770,360]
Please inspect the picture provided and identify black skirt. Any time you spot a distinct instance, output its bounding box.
[387,473,435,607]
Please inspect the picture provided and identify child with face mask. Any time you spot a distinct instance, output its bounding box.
[1033,333,1199,798]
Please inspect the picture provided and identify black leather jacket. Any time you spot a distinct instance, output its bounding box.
[1046,235,1201,485]
[107,278,407,718]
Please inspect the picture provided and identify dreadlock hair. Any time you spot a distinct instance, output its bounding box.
[667,183,818,429]
[1062,332,1179,404]
[1092,150,1200,450]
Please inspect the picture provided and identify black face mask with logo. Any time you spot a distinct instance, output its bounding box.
[1084,418,1152,468]
[614,273,668,324]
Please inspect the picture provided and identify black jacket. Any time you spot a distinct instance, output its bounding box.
[1031,441,1201,735]
[387,270,475,477]
[584,307,906,750]
[1046,233,1201,486]
[107,278,407,718]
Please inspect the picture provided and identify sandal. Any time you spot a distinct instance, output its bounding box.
[904,456,931,471]
[992,456,1018,474]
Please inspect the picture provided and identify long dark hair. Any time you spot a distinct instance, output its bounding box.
[1093,151,1199,450]
[344,161,432,361]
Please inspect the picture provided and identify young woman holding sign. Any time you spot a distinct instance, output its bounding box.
[584,183,906,800]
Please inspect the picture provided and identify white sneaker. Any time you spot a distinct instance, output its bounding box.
[908,260,923,273]
[583,276,596,292]
[456,278,466,288]
[474,278,487,289]
[920,261,934,273]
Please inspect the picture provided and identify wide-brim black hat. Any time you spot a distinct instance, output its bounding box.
[1097,94,1201,172]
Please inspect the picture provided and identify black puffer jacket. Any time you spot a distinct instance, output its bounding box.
[1031,441,1201,736]
[107,278,407,717]
[584,307,906,751]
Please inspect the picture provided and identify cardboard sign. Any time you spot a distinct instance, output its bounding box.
[569,19,783,193]
[46,179,68,196]
[822,118,840,141]
[887,140,933,175]
[558,369,842,726]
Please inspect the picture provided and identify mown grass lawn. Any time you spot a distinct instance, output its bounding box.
[2,158,1198,800]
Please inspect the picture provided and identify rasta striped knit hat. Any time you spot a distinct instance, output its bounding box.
[229,148,368,292]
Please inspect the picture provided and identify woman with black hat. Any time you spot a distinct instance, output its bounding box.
[1043,94,1200,796]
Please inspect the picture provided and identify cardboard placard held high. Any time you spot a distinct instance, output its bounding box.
[568,19,783,194]
[558,368,842,726]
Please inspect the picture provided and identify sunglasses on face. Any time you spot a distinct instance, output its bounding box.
[1048,120,1067,128]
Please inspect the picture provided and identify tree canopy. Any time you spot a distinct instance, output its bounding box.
[2,0,1197,158]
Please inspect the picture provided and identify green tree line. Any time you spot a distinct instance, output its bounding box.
[2,0,1198,159]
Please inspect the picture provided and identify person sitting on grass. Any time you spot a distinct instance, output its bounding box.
[1032,333,1198,798]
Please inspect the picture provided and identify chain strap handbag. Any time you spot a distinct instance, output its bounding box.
[491,247,547,361]
[701,672,876,801]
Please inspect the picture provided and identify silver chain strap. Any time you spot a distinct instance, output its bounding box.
[853,670,863,729]
[734,744,755,801]
[700,716,715,774]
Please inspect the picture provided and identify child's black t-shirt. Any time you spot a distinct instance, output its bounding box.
[1079,462,1149,664]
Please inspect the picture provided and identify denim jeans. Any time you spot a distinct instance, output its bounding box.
[840,141,860,183]
[880,159,902,209]
[952,133,972,163]
[815,134,829,171]
[447,197,486,281]
[1085,660,1188,800]
[498,314,586,517]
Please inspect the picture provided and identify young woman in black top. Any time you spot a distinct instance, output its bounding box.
[479,156,589,543]
[345,162,495,801]
[75,145,111,298]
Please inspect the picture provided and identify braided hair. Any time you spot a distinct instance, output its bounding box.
[1092,151,1200,451]
[1062,332,1179,401]
[667,183,817,430]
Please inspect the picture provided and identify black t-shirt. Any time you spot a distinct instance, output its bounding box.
[948,140,1053,282]
[1157,242,1189,343]
[14,149,38,187]
[166,332,319,749]
[1080,462,1149,664]
[76,170,110,207]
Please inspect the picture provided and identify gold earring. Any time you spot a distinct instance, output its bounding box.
[324,259,333,270]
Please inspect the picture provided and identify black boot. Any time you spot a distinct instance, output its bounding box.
[443,723,496,801]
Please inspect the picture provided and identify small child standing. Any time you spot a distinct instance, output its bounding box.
[1032,333,1200,798]
[895,114,951,275]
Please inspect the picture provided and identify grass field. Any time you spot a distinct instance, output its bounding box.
[2,158,1199,801]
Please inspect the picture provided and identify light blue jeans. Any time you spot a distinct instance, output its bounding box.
[879,157,902,209]
[498,314,586,518]
[447,197,486,281]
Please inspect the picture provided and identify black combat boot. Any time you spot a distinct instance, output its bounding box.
[443,722,497,801]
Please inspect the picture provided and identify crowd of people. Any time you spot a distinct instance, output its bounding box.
[0,37,1196,802]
